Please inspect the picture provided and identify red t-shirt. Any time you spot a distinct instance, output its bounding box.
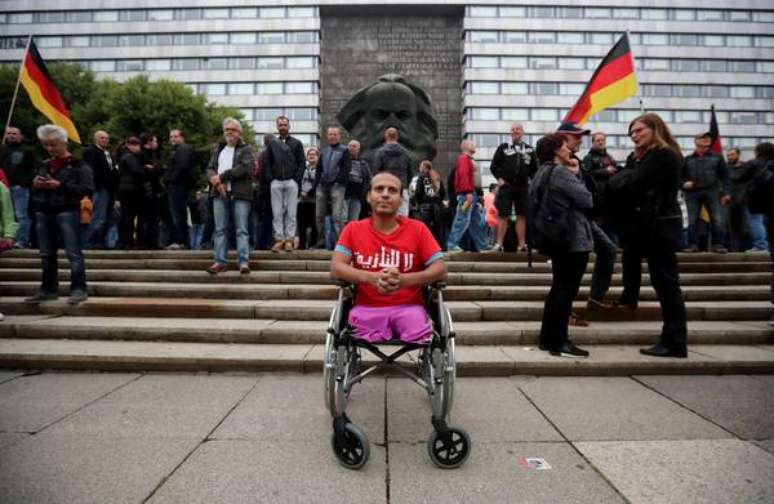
[335,217,443,307]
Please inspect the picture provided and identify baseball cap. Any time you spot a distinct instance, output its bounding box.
[557,122,591,136]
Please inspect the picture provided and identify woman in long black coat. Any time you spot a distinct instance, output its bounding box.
[607,113,687,358]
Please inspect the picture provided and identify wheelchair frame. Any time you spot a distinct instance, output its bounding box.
[323,281,471,470]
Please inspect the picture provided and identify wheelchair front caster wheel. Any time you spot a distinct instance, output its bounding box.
[427,426,471,469]
[332,423,370,470]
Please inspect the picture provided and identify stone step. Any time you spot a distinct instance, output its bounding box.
[0,281,768,302]
[2,316,770,346]
[0,268,767,287]
[1,257,769,274]
[5,249,769,263]
[0,297,769,321]
[0,338,772,375]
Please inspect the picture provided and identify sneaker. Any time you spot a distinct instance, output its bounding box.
[712,245,728,254]
[746,247,768,254]
[549,342,590,358]
[166,243,182,250]
[483,243,503,253]
[239,262,251,275]
[0,312,4,322]
[283,239,294,252]
[448,246,464,253]
[67,290,88,305]
[206,263,228,275]
[516,244,528,253]
[681,246,698,253]
[639,343,687,358]
[25,292,58,304]
[271,240,285,253]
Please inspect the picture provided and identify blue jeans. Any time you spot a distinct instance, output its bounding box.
[190,223,204,249]
[36,211,86,294]
[82,188,110,247]
[745,208,769,250]
[166,184,189,246]
[347,198,361,222]
[213,195,250,265]
[10,185,30,247]
[447,193,490,251]
[685,188,725,247]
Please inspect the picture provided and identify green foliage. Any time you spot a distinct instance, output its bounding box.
[0,63,254,185]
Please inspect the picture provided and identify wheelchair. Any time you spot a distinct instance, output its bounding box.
[323,280,471,470]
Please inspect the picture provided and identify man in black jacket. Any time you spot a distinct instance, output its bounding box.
[26,124,93,305]
[81,130,117,249]
[163,129,195,250]
[682,133,731,253]
[264,116,305,252]
[373,127,414,216]
[0,126,37,248]
[490,123,538,252]
[314,126,350,249]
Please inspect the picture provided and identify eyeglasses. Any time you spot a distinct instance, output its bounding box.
[629,126,650,137]
[223,127,240,132]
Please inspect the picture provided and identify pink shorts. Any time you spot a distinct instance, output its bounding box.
[348,304,433,344]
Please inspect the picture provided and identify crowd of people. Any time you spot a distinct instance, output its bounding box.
[1,114,773,357]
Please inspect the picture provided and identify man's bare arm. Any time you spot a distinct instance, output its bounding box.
[397,260,447,289]
[330,252,379,287]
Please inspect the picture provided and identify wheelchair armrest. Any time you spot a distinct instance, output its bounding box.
[335,279,354,288]
[430,281,447,291]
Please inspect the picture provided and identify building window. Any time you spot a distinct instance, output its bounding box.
[643,84,672,97]
[469,31,498,43]
[119,10,147,22]
[729,61,756,72]
[203,58,228,70]
[176,9,203,21]
[559,58,585,70]
[592,110,616,122]
[285,82,316,94]
[704,35,725,46]
[68,37,90,48]
[501,82,528,94]
[641,9,668,20]
[259,7,286,18]
[501,108,529,121]
[759,62,774,73]
[90,61,115,72]
[287,7,316,18]
[531,82,558,95]
[502,32,527,44]
[703,60,727,72]
[285,108,317,120]
[644,59,670,71]
[147,34,173,46]
[469,82,499,94]
[468,6,497,17]
[287,32,318,43]
[8,13,33,23]
[675,111,702,123]
[257,57,284,69]
[528,7,554,18]
[674,85,701,98]
[618,110,641,123]
[757,37,774,48]
[286,57,317,69]
[753,12,774,22]
[202,84,226,96]
[501,57,527,69]
[672,9,695,21]
[94,35,119,47]
[204,8,230,19]
[174,33,201,46]
[231,58,256,70]
[531,109,558,121]
[256,83,284,94]
[468,56,499,68]
[231,8,258,18]
[469,134,501,148]
[173,59,200,71]
[557,7,582,18]
[469,108,500,120]
[671,34,700,46]
[557,32,585,44]
[642,34,669,45]
[145,59,172,71]
[67,11,92,23]
[704,86,729,98]
[228,83,255,95]
[255,108,284,120]
[204,33,229,45]
[232,33,257,45]
[729,11,752,22]
[116,60,144,72]
[148,10,174,22]
[731,86,756,98]
[528,32,557,44]
[94,11,118,22]
[727,36,752,47]
[36,37,63,48]
[697,10,724,21]
[586,8,612,18]
[559,83,585,95]
[37,12,66,23]
[499,7,526,17]
[672,59,700,72]
[530,57,557,69]
[258,32,286,44]
[729,112,759,124]
[614,8,639,19]
[757,87,774,98]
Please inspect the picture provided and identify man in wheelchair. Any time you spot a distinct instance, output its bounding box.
[331,171,447,343]
[326,171,470,470]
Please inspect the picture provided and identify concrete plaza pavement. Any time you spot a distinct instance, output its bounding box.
[0,371,773,503]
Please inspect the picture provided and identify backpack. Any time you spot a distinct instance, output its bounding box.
[530,165,573,255]
[746,160,774,215]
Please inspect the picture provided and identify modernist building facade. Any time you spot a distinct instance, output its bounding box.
[1,0,772,180]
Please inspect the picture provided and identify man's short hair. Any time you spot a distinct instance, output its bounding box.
[222,117,242,132]
[384,127,399,141]
[368,171,403,193]
[695,132,711,142]
[327,126,341,134]
[37,124,67,143]
[276,115,290,124]
[171,129,185,139]
[755,142,774,161]
[727,147,741,155]
[591,131,606,141]
[140,132,156,146]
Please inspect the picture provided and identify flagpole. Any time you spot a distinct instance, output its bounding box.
[3,35,33,138]
[624,30,645,114]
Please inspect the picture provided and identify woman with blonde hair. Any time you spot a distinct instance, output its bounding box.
[607,112,687,358]
[414,159,446,246]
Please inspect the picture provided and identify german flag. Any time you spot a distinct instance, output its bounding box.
[562,33,638,126]
[20,39,81,143]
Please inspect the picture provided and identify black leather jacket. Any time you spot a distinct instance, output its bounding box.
[32,156,94,214]
[682,152,729,193]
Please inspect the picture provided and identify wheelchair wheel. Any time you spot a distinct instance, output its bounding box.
[441,335,456,417]
[323,331,336,414]
[427,426,471,469]
[331,423,370,470]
